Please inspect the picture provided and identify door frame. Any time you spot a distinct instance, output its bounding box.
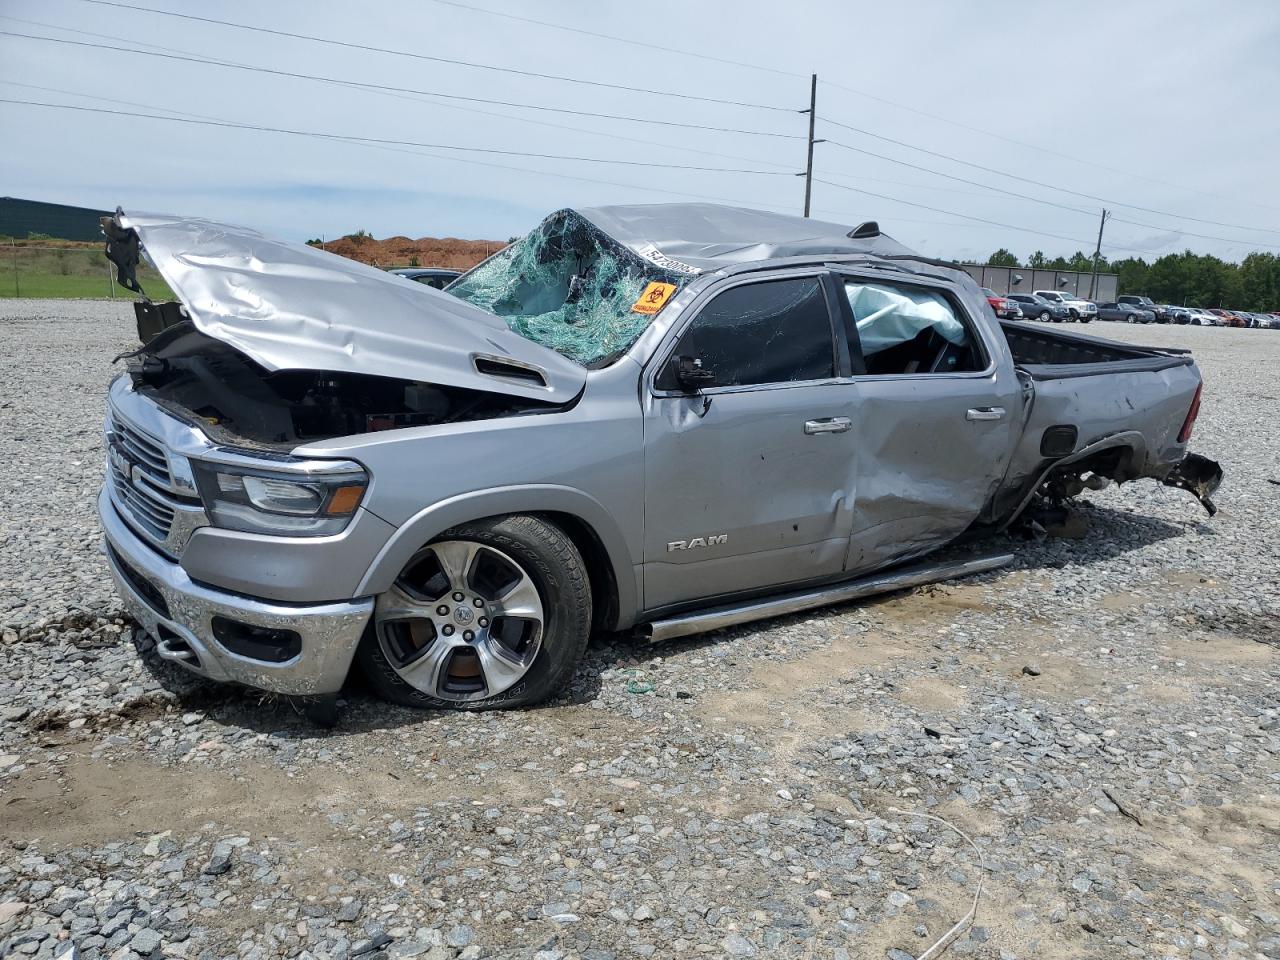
[637,267,860,618]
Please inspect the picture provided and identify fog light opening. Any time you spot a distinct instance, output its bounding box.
[211,616,302,664]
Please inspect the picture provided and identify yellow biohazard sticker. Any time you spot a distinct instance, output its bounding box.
[631,281,677,315]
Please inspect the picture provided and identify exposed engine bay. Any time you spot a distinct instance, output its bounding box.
[125,320,564,448]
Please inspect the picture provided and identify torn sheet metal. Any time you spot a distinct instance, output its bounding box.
[1162,452,1224,516]
[109,210,587,404]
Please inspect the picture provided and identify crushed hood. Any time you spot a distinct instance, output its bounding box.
[110,210,587,403]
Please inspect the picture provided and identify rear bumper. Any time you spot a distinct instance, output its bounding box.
[99,486,373,695]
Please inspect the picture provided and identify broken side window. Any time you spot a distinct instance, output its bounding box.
[843,280,978,375]
[446,209,690,366]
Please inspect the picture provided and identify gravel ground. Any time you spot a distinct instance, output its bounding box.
[1,301,1277,960]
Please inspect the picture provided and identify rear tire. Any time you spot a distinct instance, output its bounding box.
[1038,310,1050,322]
[358,515,591,711]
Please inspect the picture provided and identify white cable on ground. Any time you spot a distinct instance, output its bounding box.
[887,806,986,960]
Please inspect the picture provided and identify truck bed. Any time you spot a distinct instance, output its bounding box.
[986,321,1207,527]
[1000,321,1192,380]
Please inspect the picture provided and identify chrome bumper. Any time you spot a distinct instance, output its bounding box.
[99,486,373,695]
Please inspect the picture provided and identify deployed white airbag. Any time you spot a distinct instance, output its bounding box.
[845,282,969,355]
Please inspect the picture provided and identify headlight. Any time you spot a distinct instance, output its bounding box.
[192,461,368,536]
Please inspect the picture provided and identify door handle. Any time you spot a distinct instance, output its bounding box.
[804,417,852,435]
[966,406,1006,422]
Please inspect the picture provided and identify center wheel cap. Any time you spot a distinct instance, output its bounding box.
[453,605,475,626]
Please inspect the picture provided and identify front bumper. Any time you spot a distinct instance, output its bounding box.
[99,486,373,695]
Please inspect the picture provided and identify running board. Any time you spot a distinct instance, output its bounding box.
[641,552,1015,644]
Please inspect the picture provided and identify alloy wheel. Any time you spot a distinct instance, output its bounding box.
[374,540,544,702]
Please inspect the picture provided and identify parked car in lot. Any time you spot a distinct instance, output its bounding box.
[1169,306,1194,324]
[1209,309,1247,327]
[1032,290,1097,322]
[1186,308,1217,326]
[1118,295,1172,323]
[1007,293,1069,322]
[981,287,1021,319]
[1097,301,1157,323]
[388,267,463,290]
[1249,313,1276,329]
[98,205,1222,719]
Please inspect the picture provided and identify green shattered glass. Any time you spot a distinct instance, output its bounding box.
[447,209,689,366]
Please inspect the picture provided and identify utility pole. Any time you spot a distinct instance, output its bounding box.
[1089,208,1109,299]
[800,74,823,218]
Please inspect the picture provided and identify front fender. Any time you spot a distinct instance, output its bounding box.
[357,484,641,629]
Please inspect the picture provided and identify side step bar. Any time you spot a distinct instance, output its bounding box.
[642,552,1015,644]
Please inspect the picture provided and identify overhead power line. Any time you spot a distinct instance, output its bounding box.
[67,0,797,114]
[0,98,794,175]
[0,15,801,174]
[812,176,1155,254]
[819,115,1280,239]
[423,0,806,80]
[819,78,1276,212]
[0,94,810,216]
[0,31,804,140]
[823,139,1280,251]
[414,0,1275,219]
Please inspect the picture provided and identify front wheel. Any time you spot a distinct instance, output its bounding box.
[359,515,591,710]
[1038,310,1051,322]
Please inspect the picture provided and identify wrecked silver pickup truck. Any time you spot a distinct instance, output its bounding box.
[98,204,1221,717]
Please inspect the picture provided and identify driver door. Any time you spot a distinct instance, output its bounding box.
[640,273,859,612]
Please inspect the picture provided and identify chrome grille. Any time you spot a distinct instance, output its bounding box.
[106,408,193,551]
[109,457,176,542]
[112,416,172,486]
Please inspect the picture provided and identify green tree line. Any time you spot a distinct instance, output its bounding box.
[983,248,1280,310]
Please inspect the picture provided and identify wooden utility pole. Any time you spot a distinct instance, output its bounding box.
[801,74,821,218]
[1089,209,1109,299]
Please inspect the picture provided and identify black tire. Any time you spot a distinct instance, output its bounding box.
[358,514,592,711]
[1038,310,1050,322]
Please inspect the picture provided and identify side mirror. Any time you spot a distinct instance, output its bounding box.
[671,355,717,392]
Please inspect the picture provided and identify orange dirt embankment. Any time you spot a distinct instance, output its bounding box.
[320,235,506,269]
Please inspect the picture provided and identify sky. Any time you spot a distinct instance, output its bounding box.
[2,0,1279,264]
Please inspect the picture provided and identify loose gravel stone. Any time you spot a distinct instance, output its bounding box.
[1,304,1277,960]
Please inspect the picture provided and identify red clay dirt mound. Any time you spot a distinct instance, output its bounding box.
[319,234,506,270]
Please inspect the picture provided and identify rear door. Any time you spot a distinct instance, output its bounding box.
[640,272,858,610]
[832,270,1022,573]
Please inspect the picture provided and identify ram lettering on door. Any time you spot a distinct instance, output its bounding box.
[666,534,728,552]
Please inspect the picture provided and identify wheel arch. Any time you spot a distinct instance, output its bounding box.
[357,485,639,630]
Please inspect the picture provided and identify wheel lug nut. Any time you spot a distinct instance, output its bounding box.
[463,630,474,641]
[436,604,449,616]
[478,617,489,628]
[442,624,455,636]
[473,597,484,607]
[452,591,465,602]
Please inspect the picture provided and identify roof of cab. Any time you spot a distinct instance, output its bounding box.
[574,202,920,275]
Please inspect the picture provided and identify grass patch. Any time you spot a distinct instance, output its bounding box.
[0,244,174,300]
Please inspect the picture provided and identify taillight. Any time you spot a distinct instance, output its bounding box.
[1178,383,1203,443]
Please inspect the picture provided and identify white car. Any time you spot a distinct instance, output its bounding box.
[1033,290,1097,322]
[1187,308,1218,326]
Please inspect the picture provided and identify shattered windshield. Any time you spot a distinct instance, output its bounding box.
[446,209,691,366]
